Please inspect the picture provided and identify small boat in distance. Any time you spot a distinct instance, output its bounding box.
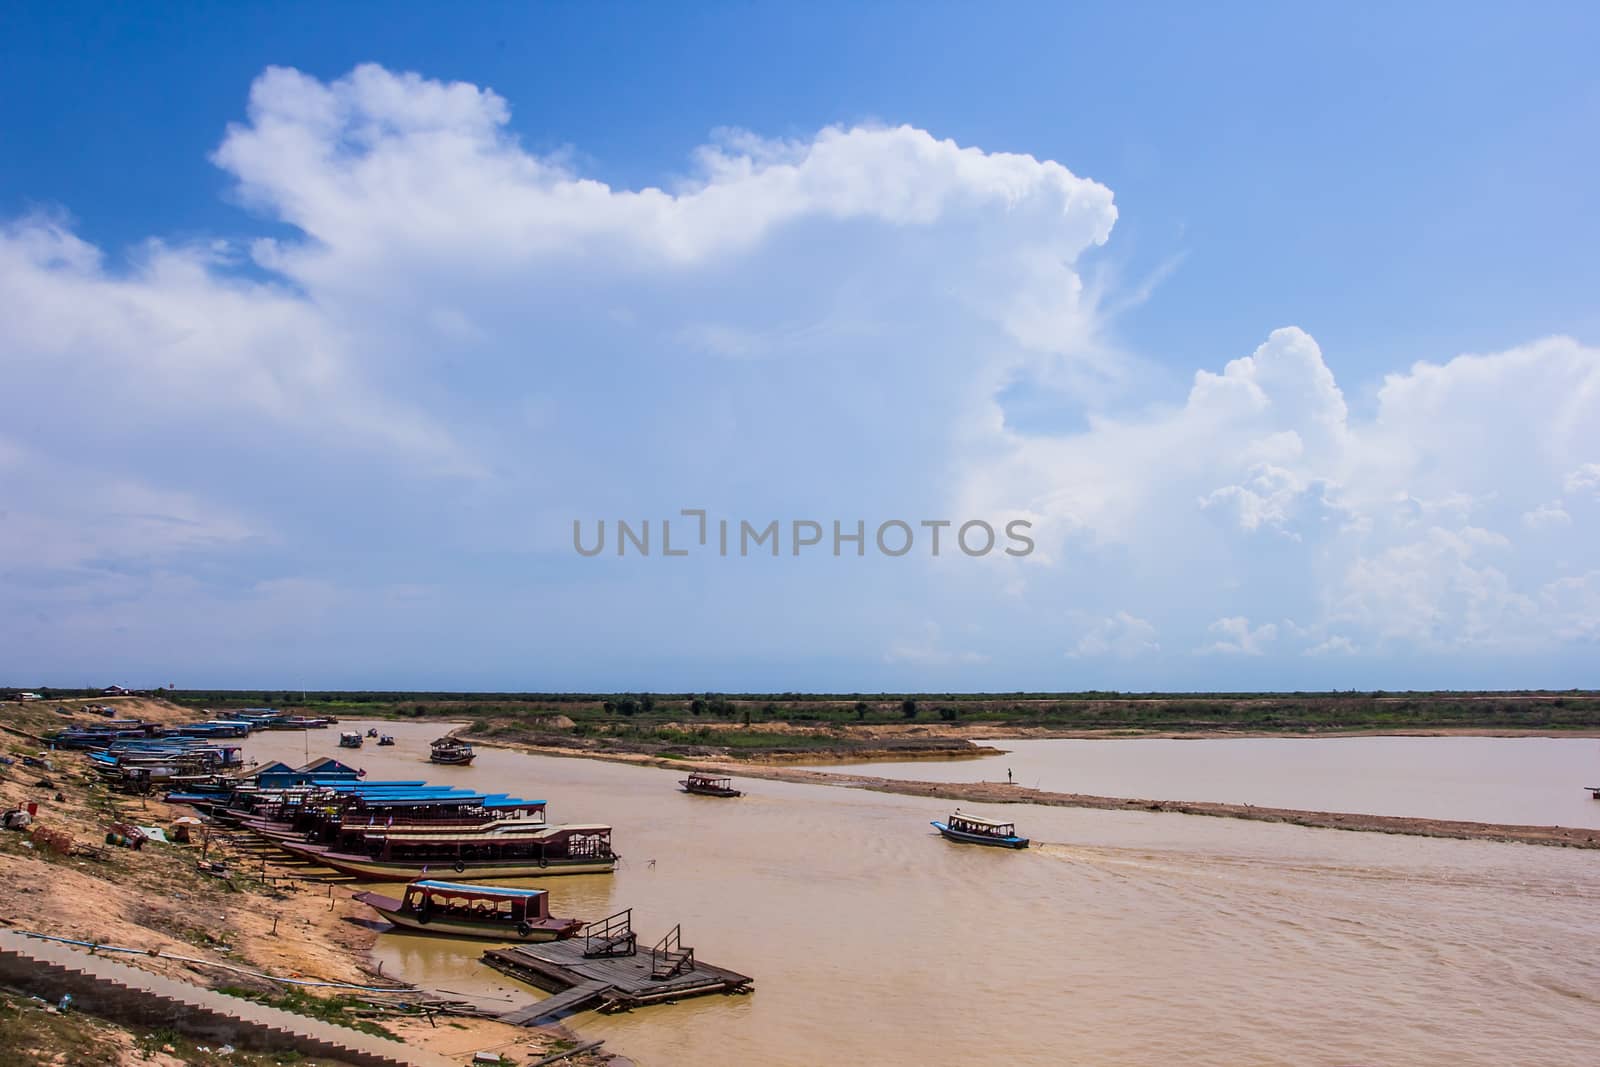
[338,731,364,749]
[1587,785,1600,799]
[429,737,476,765]
[377,735,396,747]
[352,879,583,941]
[931,810,1029,849]
[366,727,379,738]
[680,772,742,797]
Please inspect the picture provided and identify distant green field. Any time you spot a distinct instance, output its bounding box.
[28,687,1589,733]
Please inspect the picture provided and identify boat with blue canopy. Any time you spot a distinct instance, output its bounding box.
[353,879,583,941]
[930,809,1029,849]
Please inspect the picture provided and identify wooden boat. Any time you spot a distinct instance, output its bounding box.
[377,735,396,747]
[429,737,475,765]
[338,731,363,749]
[679,772,742,797]
[930,810,1029,849]
[352,879,583,941]
[1588,786,1600,799]
[276,835,617,880]
[366,728,379,738]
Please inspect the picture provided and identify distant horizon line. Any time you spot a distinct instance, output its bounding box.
[8,686,1597,699]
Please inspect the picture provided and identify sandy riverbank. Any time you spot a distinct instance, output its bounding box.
[473,734,1600,850]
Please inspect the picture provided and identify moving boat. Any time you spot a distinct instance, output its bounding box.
[429,737,475,766]
[930,810,1029,849]
[366,728,379,738]
[377,735,396,747]
[680,772,742,798]
[352,879,583,941]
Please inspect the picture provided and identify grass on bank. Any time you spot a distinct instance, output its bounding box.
[214,987,399,1041]
[0,988,335,1066]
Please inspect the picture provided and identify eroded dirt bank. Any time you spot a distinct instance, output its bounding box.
[0,697,617,1066]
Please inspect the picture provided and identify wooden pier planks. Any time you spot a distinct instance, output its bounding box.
[485,938,752,1025]
[499,979,616,1025]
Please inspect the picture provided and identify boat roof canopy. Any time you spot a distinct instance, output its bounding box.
[411,879,545,898]
[949,811,1015,829]
[358,793,487,807]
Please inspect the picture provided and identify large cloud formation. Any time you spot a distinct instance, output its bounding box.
[1,64,1594,687]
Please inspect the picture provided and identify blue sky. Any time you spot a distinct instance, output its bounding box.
[2,4,1597,690]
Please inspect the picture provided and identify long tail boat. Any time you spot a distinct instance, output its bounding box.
[930,810,1029,849]
[428,737,476,765]
[277,827,617,880]
[353,879,583,941]
[680,772,742,797]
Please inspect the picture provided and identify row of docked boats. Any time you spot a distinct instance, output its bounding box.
[49,709,332,752]
[171,757,616,879]
[350,775,750,943]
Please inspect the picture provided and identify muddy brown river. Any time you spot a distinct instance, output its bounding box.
[244,723,1600,1066]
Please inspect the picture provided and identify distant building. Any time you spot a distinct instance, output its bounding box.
[102,685,130,695]
[18,692,42,702]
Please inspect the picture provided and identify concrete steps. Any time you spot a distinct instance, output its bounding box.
[0,929,457,1067]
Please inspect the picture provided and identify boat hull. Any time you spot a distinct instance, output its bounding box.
[930,821,1029,849]
[351,892,580,941]
[277,841,617,880]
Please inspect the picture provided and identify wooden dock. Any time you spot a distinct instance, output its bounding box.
[484,910,752,1025]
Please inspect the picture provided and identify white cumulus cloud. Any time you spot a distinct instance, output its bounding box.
[1069,612,1161,659]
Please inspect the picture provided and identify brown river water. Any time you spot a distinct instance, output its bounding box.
[818,735,1600,829]
[244,723,1600,1066]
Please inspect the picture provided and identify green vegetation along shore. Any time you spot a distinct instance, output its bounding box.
[14,688,1594,761]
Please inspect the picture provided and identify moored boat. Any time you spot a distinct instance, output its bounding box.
[352,879,582,941]
[277,836,617,880]
[429,737,475,765]
[680,772,742,797]
[930,810,1029,849]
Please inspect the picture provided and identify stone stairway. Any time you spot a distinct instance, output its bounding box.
[0,928,457,1067]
